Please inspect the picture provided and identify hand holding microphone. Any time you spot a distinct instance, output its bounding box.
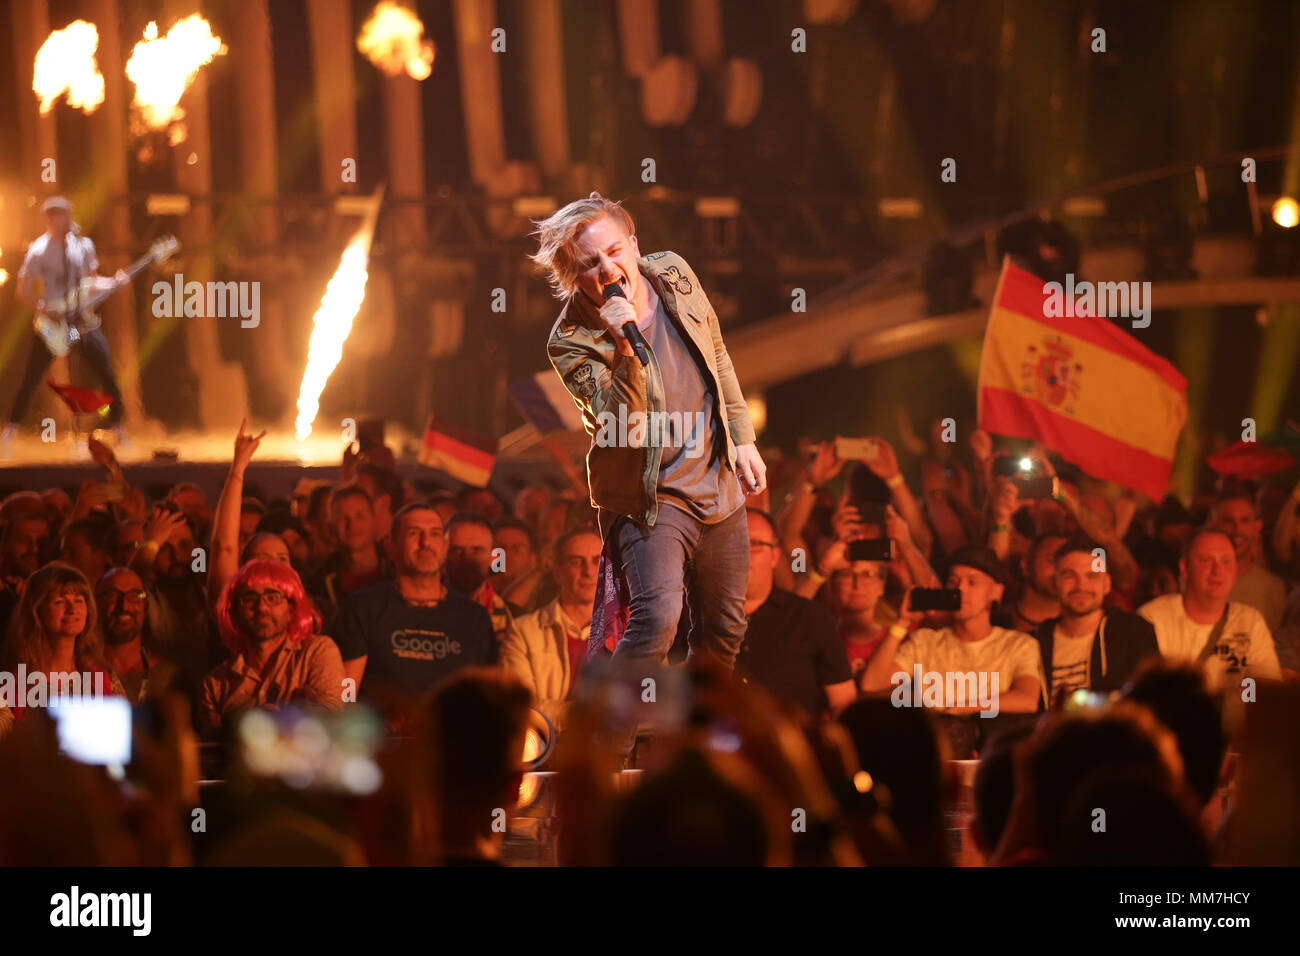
[600,282,650,367]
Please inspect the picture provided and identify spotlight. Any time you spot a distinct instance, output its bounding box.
[1272,197,1299,229]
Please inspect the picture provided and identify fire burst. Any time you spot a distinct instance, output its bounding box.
[295,227,377,441]
[33,20,105,115]
[357,1,435,80]
[125,16,227,139]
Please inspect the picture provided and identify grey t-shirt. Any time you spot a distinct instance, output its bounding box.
[644,295,744,523]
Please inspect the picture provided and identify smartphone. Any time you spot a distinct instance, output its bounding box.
[992,454,1029,478]
[357,419,386,453]
[910,588,962,612]
[48,696,133,767]
[847,537,895,562]
[835,437,879,462]
[1015,475,1059,499]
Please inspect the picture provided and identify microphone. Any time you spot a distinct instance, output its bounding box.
[602,282,650,367]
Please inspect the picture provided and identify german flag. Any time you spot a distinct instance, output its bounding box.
[977,258,1188,501]
[417,416,496,487]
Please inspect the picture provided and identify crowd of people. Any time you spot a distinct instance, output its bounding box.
[0,414,1297,866]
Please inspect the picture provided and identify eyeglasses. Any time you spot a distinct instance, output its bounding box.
[237,590,288,610]
[98,588,147,605]
[832,569,886,584]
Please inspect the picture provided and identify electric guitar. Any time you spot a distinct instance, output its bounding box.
[34,235,180,357]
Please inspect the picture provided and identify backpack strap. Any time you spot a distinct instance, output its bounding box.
[1194,604,1232,667]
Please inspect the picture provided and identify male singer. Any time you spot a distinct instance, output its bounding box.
[532,193,766,668]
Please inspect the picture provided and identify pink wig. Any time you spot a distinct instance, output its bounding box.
[216,559,320,656]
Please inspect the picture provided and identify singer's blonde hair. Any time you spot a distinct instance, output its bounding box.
[529,193,636,299]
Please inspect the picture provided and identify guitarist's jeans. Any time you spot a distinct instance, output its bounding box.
[8,330,124,428]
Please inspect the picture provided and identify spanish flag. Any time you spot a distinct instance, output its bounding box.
[977,258,1188,501]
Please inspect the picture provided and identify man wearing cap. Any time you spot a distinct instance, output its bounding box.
[860,545,1045,720]
[4,196,128,449]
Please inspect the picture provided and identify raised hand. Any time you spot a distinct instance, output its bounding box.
[991,475,1020,525]
[807,440,845,488]
[883,503,911,547]
[832,496,865,541]
[232,418,266,474]
[144,506,189,547]
[862,437,900,480]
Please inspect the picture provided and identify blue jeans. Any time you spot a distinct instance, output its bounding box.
[609,501,750,668]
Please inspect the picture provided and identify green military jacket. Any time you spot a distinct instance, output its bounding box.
[547,251,755,529]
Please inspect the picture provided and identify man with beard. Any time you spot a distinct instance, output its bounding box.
[500,527,601,730]
[332,504,496,710]
[1031,537,1159,702]
[1010,533,1066,635]
[199,559,345,738]
[443,512,522,644]
[132,505,209,663]
[95,567,180,703]
[0,513,51,636]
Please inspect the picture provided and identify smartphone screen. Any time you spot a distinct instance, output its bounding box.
[847,537,894,562]
[49,696,132,767]
[910,588,962,612]
[835,437,878,462]
[1015,475,1059,499]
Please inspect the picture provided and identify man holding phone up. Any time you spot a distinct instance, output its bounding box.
[860,546,1045,719]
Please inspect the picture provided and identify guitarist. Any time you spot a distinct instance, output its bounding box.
[5,196,129,445]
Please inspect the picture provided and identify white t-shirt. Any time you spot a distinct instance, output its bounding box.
[19,231,99,303]
[1138,594,1281,692]
[1051,626,1094,697]
[893,625,1044,707]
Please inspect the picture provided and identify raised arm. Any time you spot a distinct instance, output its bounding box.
[862,438,933,557]
[884,504,940,589]
[208,420,265,606]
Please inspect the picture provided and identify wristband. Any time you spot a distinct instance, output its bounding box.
[885,474,904,489]
[991,522,1011,533]
[809,566,828,582]
[888,623,909,640]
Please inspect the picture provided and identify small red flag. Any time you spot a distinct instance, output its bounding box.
[46,380,114,416]
[1206,442,1296,479]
